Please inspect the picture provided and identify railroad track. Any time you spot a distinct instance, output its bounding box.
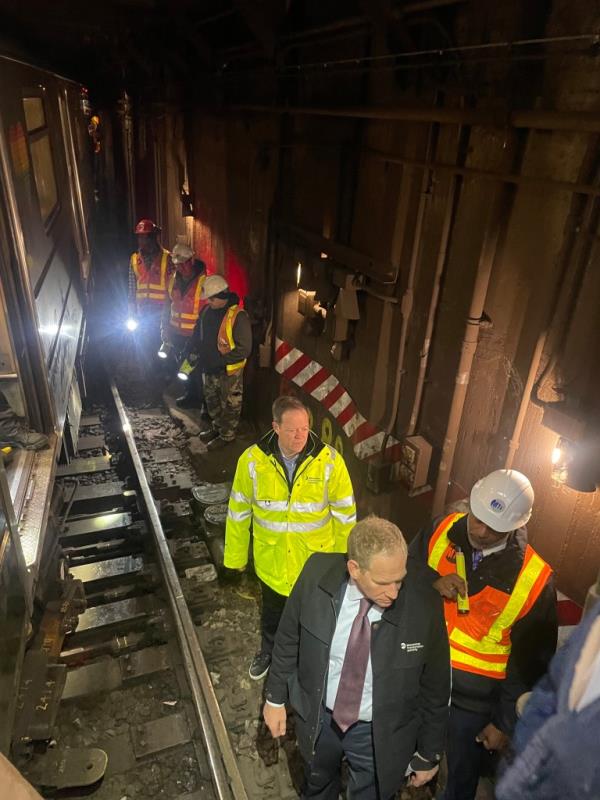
[11,377,298,800]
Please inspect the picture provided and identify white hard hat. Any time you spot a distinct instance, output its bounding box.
[171,243,194,263]
[201,274,229,299]
[469,469,534,533]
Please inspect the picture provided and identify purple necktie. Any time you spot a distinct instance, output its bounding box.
[332,597,373,732]
[472,549,483,570]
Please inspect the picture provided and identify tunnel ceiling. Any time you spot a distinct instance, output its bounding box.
[0,0,477,103]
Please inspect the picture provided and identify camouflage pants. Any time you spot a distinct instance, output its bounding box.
[202,371,243,441]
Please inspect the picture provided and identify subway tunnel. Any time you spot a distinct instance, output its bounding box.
[0,1,600,798]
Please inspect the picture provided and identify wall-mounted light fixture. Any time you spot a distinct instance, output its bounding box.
[296,261,302,288]
[551,436,575,485]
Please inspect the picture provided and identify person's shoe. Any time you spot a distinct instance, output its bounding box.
[176,395,202,409]
[206,435,233,451]
[199,427,218,441]
[249,652,271,681]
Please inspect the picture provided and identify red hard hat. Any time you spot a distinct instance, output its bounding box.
[134,219,159,234]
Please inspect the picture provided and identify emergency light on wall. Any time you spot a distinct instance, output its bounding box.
[551,437,574,484]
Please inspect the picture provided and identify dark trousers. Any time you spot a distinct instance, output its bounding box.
[441,705,492,800]
[260,580,287,656]
[303,710,380,800]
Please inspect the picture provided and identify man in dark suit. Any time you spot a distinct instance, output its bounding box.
[263,516,450,800]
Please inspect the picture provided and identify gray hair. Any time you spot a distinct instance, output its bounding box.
[272,395,308,424]
[347,516,407,570]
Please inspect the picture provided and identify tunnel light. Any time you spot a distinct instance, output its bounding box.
[551,437,574,485]
[551,444,563,465]
[296,262,302,288]
[126,317,138,332]
[177,371,189,381]
[320,252,329,259]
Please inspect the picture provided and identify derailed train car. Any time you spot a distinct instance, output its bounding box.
[0,51,94,752]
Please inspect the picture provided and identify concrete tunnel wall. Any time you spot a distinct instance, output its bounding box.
[130,0,600,605]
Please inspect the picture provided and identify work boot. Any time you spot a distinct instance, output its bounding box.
[176,395,202,409]
[198,427,218,441]
[249,652,271,681]
[206,435,232,451]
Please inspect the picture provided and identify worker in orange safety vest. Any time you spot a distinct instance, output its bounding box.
[161,242,207,409]
[127,219,173,364]
[409,469,557,800]
[182,275,252,450]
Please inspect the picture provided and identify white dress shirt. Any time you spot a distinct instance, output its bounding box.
[325,579,384,722]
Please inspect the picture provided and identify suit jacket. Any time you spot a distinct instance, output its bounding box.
[265,552,450,799]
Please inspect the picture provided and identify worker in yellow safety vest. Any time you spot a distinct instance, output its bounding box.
[128,218,173,362]
[160,243,207,408]
[409,469,557,800]
[182,274,251,449]
[225,395,357,681]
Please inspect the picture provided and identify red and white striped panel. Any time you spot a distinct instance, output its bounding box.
[274,337,403,462]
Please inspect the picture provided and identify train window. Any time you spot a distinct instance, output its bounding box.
[22,97,59,223]
[23,97,46,132]
[29,135,58,222]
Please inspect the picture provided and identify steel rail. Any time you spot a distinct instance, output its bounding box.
[110,381,248,800]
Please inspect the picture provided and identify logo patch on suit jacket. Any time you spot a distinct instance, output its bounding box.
[445,546,456,564]
[401,642,424,653]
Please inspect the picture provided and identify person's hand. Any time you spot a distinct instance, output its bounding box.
[263,703,287,738]
[476,722,509,752]
[433,573,467,599]
[217,336,229,354]
[408,764,439,787]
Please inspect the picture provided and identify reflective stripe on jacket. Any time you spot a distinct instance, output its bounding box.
[428,513,552,679]
[224,433,356,596]
[218,305,246,374]
[168,272,205,334]
[130,249,169,304]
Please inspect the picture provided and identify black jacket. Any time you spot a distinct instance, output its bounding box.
[186,292,252,374]
[265,552,450,799]
[409,514,557,733]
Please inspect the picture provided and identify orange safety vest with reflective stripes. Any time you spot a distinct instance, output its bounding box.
[217,305,247,374]
[427,512,552,680]
[130,249,169,305]
[167,272,205,335]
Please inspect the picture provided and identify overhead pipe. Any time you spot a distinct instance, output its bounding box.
[407,126,467,435]
[368,150,600,198]
[382,116,439,446]
[236,103,600,134]
[431,185,509,515]
[504,331,548,469]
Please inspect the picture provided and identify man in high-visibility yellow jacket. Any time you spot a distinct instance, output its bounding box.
[225,395,356,680]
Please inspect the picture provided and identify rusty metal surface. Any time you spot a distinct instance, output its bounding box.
[120,645,171,681]
[18,436,60,576]
[77,434,106,451]
[69,555,144,586]
[132,713,191,758]
[62,659,122,701]
[61,511,133,539]
[56,454,112,477]
[74,596,157,635]
[13,651,67,742]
